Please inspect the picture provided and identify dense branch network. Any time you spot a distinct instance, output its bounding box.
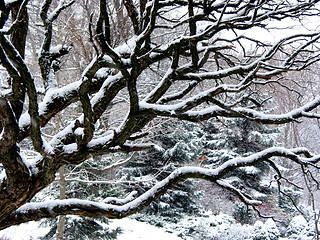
[0,0,320,229]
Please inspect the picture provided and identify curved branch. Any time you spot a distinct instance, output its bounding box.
[78,77,94,149]
[215,180,262,206]
[96,0,111,49]
[0,35,43,153]
[39,0,74,92]
[141,95,320,124]
[18,56,124,141]
[3,147,320,229]
[124,0,140,34]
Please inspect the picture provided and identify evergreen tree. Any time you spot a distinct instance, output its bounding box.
[204,117,277,199]
[41,216,121,240]
[118,111,279,225]
[119,121,203,224]
[36,154,124,239]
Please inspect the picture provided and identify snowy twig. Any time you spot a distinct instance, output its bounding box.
[215,179,262,206]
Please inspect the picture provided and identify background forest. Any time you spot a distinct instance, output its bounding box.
[1,0,320,239]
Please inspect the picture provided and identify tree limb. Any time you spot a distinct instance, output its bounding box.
[3,147,320,229]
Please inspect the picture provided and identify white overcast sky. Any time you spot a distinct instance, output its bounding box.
[241,13,320,43]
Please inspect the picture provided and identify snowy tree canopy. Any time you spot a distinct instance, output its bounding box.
[0,0,320,231]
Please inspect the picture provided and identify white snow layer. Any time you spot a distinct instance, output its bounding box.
[109,218,182,240]
[0,221,49,240]
[0,218,181,240]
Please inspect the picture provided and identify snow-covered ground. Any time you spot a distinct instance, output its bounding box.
[0,221,50,240]
[0,218,182,240]
[109,218,182,240]
[0,213,314,240]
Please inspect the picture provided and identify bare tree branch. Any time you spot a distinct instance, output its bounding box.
[3,147,320,229]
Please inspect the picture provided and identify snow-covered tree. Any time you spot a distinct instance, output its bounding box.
[125,113,278,224]
[119,120,204,224]
[1,0,320,236]
[41,215,122,240]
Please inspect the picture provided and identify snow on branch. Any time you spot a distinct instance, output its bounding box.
[47,0,75,22]
[18,61,124,141]
[143,96,320,124]
[3,147,319,229]
[100,152,138,173]
[103,191,138,205]
[57,140,153,164]
[0,0,28,35]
